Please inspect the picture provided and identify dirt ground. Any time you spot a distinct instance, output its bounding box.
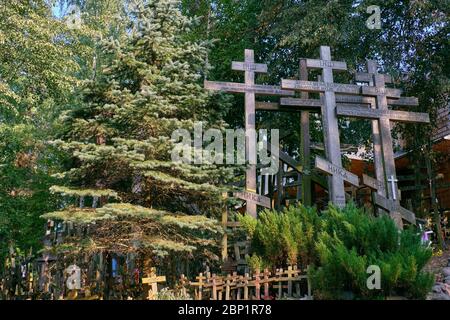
[424,242,450,282]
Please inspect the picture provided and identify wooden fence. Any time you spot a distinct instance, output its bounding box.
[175,266,312,300]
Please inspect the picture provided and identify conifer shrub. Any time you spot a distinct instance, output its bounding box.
[239,203,434,299]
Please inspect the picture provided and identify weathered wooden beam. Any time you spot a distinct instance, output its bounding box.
[205,80,294,96]
[315,156,360,187]
[336,105,430,123]
[234,190,271,209]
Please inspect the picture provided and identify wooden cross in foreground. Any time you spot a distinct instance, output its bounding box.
[142,268,166,300]
[282,46,361,208]
[205,49,294,217]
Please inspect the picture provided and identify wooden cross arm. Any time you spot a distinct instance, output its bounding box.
[373,194,416,225]
[234,191,271,209]
[387,97,419,106]
[232,61,268,73]
[204,80,294,96]
[267,143,303,172]
[355,72,392,84]
[281,97,322,109]
[315,156,359,187]
[282,80,361,95]
[336,94,374,105]
[256,102,313,113]
[142,275,166,284]
[336,105,430,123]
[361,86,402,98]
[362,174,386,193]
[305,58,347,71]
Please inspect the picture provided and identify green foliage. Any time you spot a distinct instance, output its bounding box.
[45,0,232,261]
[310,204,434,299]
[239,205,319,268]
[245,254,267,273]
[241,203,434,300]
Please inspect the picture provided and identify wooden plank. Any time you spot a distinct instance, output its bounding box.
[361,85,402,98]
[255,101,306,113]
[362,174,386,195]
[305,58,347,71]
[234,191,271,209]
[373,193,416,224]
[232,61,268,73]
[355,72,392,84]
[280,97,322,108]
[204,80,294,96]
[314,46,349,207]
[336,94,374,105]
[387,97,419,106]
[315,156,359,187]
[282,79,361,95]
[336,105,430,123]
[255,101,281,111]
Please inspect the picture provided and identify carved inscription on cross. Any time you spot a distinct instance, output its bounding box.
[315,156,360,188]
[282,46,359,207]
[204,49,294,217]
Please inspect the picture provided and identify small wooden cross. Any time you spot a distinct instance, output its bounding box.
[142,268,166,300]
[282,46,360,207]
[190,273,206,300]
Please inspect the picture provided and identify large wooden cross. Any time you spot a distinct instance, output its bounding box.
[337,62,429,203]
[204,49,294,217]
[282,46,361,207]
[337,61,429,225]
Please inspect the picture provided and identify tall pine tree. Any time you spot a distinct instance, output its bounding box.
[43,0,232,269]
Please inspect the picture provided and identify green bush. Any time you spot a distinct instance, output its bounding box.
[238,205,319,268]
[240,203,434,300]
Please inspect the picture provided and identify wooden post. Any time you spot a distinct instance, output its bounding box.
[221,193,228,261]
[262,269,271,300]
[299,59,312,206]
[193,273,205,300]
[253,269,261,300]
[276,268,283,298]
[276,160,284,209]
[243,273,250,300]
